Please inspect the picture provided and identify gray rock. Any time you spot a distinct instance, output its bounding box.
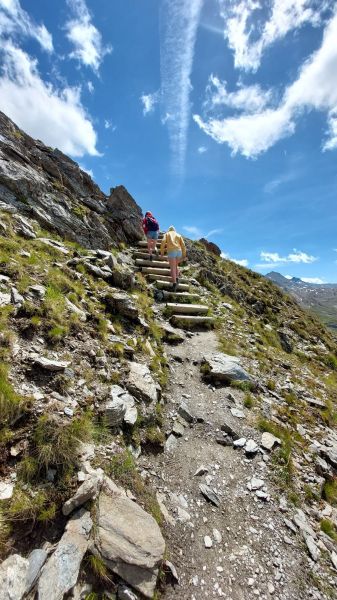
[261,432,281,451]
[62,476,101,516]
[321,446,337,469]
[199,484,220,507]
[38,238,69,254]
[0,292,11,306]
[102,385,138,427]
[204,535,212,548]
[11,287,24,307]
[31,356,71,371]
[0,554,29,600]
[172,420,185,437]
[304,534,320,562]
[0,481,14,500]
[65,298,87,321]
[194,465,208,477]
[165,434,178,452]
[110,265,135,290]
[233,438,246,448]
[28,284,46,299]
[245,439,259,455]
[38,509,92,600]
[293,509,316,538]
[105,291,139,320]
[221,422,240,439]
[118,585,138,600]
[248,478,264,491]
[330,550,337,571]
[157,321,185,344]
[178,401,194,424]
[25,549,48,594]
[163,560,179,584]
[202,353,252,383]
[95,487,165,598]
[230,407,245,419]
[126,362,159,404]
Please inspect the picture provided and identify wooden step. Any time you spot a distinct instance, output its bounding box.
[162,291,200,302]
[135,259,169,268]
[137,240,163,247]
[165,303,209,315]
[147,274,190,284]
[170,315,214,327]
[133,252,168,262]
[155,280,190,291]
[141,267,171,276]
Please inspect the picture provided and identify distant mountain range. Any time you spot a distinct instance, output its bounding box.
[266,271,337,333]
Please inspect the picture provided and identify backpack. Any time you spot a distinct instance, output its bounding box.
[145,215,159,231]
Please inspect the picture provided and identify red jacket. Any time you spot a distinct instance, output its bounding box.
[142,214,158,234]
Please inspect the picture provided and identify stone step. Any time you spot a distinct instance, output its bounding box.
[133,252,168,262]
[141,267,172,276]
[170,315,214,327]
[161,291,200,302]
[137,240,163,247]
[135,259,169,269]
[156,280,190,291]
[147,274,190,284]
[165,303,209,315]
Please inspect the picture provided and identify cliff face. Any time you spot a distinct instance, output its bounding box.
[0,111,143,249]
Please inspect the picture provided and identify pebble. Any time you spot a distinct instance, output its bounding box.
[204,536,213,548]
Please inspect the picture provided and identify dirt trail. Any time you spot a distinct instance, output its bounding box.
[140,330,326,600]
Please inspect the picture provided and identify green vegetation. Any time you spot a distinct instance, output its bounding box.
[320,518,337,541]
[323,479,337,505]
[258,418,295,493]
[0,363,28,430]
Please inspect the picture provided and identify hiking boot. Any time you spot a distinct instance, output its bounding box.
[176,277,179,285]
[172,282,177,292]
[149,254,153,261]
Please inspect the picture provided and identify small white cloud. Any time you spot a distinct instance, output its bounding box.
[301,277,324,284]
[182,225,202,238]
[259,249,317,265]
[205,75,273,113]
[221,252,248,266]
[0,0,53,51]
[198,145,207,153]
[140,92,159,116]
[104,119,116,131]
[285,275,292,279]
[0,43,99,157]
[65,0,112,72]
[206,228,223,238]
[87,80,94,93]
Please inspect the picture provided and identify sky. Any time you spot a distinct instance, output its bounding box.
[0,0,337,283]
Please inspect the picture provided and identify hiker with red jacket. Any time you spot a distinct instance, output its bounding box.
[142,211,160,261]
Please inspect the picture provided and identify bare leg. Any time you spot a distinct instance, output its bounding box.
[168,257,177,284]
[147,237,152,254]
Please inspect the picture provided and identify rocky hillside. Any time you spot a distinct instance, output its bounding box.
[0,111,143,249]
[0,116,336,600]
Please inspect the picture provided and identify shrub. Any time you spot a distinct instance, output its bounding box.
[323,479,337,505]
[243,393,254,409]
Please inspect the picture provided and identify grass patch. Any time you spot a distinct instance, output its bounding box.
[320,518,337,541]
[322,479,337,505]
[258,418,295,493]
[0,363,28,429]
[243,393,254,409]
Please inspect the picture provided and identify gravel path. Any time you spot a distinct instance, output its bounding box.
[140,330,329,600]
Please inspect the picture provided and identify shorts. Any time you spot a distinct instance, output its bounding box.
[146,231,159,240]
[167,250,182,259]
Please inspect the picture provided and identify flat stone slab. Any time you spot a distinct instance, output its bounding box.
[202,353,252,383]
[126,362,159,404]
[0,554,29,600]
[38,509,92,600]
[0,481,14,500]
[95,488,165,598]
[31,356,70,371]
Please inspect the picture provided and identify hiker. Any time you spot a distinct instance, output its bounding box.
[142,211,160,261]
[160,226,186,291]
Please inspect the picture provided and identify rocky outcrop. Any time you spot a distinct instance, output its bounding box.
[199,238,221,256]
[0,111,143,249]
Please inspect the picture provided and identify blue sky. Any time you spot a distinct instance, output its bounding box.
[1,0,337,282]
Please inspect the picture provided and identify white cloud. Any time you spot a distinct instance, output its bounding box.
[87,80,94,93]
[256,249,318,269]
[183,225,202,238]
[198,145,207,153]
[218,0,329,72]
[301,277,324,284]
[65,0,112,72]
[205,75,273,113]
[221,252,249,267]
[79,164,94,178]
[264,170,298,193]
[0,43,99,157]
[104,119,116,130]
[140,92,158,116]
[194,11,337,157]
[160,0,204,175]
[0,0,53,51]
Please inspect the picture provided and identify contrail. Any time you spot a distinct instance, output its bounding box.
[160,0,204,176]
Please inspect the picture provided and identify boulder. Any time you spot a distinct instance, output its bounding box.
[95,487,165,598]
[62,476,102,516]
[126,362,159,404]
[25,549,48,594]
[261,432,281,451]
[199,238,221,256]
[0,292,11,306]
[102,385,138,427]
[110,265,135,290]
[105,292,139,320]
[0,554,29,600]
[202,353,252,383]
[65,298,87,322]
[38,509,92,600]
[31,356,71,371]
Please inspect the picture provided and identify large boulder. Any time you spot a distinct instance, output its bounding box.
[95,484,165,598]
[126,362,159,403]
[0,554,29,600]
[199,238,221,256]
[104,291,139,321]
[38,509,92,600]
[201,353,252,383]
